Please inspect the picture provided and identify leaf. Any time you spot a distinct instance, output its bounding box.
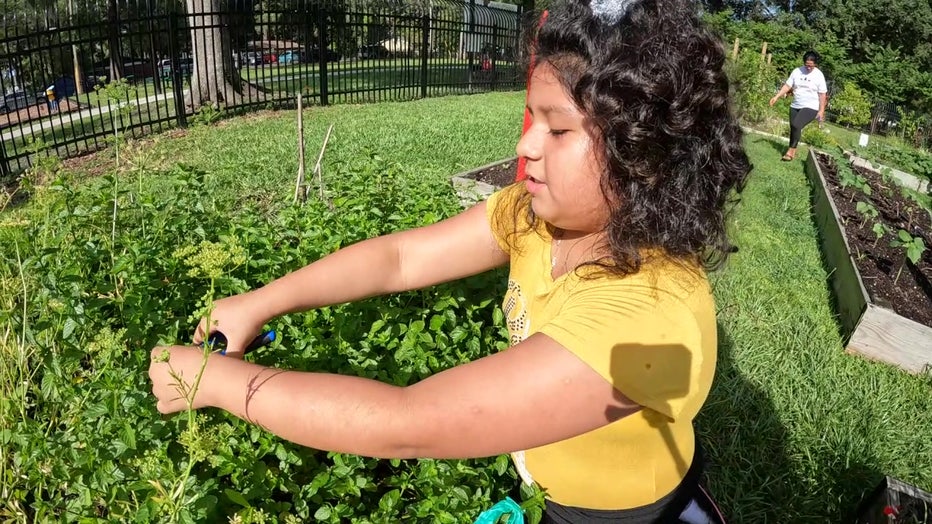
[378,489,401,512]
[451,486,469,502]
[314,506,332,520]
[907,238,926,264]
[224,489,251,508]
[63,317,79,339]
[525,505,543,524]
[450,325,468,343]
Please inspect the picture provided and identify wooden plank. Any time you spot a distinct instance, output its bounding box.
[805,150,870,336]
[847,304,932,374]
[450,157,516,208]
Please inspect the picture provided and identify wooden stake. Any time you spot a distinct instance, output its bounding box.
[313,124,334,205]
[767,53,772,65]
[293,93,306,204]
[761,42,767,62]
[732,37,739,60]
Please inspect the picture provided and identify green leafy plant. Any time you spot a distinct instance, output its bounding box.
[889,229,928,284]
[829,83,872,128]
[802,125,834,149]
[727,51,779,125]
[191,104,223,127]
[872,222,891,247]
[855,200,879,227]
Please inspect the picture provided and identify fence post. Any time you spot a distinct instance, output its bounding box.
[317,7,329,107]
[0,143,9,181]
[491,23,499,89]
[420,14,430,99]
[167,11,187,128]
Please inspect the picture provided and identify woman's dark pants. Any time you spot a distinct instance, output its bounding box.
[789,107,819,148]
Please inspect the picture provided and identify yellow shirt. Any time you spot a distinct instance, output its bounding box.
[486,184,717,510]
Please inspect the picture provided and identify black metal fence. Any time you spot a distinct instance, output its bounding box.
[0,0,525,180]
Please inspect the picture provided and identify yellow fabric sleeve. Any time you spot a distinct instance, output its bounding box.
[538,280,707,422]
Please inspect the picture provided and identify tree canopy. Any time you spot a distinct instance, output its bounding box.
[702,0,932,113]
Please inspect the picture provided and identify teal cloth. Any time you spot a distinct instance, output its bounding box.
[473,497,525,524]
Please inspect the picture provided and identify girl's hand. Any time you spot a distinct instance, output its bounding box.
[769,95,779,107]
[149,345,216,414]
[194,293,268,358]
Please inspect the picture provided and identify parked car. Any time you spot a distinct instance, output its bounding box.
[277,50,305,64]
[307,47,342,63]
[158,58,194,80]
[358,44,390,59]
[243,51,263,66]
[0,91,32,114]
[88,58,156,87]
[262,52,278,64]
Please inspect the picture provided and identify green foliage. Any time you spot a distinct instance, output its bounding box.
[889,230,928,284]
[191,104,224,127]
[830,83,872,128]
[0,144,530,522]
[896,109,929,149]
[858,141,932,184]
[833,148,872,198]
[855,200,878,227]
[728,51,780,124]
[801,125,834,149]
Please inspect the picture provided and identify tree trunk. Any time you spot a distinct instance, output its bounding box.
[108,0,124,82]
[186,0,265,109]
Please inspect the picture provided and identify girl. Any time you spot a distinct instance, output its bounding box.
[149,0,750,521]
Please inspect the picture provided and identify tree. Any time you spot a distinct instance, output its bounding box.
[185,0,264,109]
[830,82,871,128]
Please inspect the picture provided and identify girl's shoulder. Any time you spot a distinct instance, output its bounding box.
[487,183,545,250]
[571,256,711,309]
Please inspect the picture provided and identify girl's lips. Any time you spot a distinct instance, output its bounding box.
[525,176,545,195]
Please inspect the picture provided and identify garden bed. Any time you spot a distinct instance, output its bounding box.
[806,149,932,373]
[450,157,517,205]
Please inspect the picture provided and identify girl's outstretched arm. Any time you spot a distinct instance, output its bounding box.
[149,332,641,459]
[195,201,510,354]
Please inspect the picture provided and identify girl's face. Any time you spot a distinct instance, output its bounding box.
[516,62,610,233]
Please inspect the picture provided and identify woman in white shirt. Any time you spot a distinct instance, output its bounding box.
[769,51,828,161]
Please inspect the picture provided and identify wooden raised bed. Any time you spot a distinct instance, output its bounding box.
[450,157,517,207]
[805,149,932,374]
[855,476,932,523]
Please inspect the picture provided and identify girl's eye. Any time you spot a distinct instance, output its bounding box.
[549,129,568,137]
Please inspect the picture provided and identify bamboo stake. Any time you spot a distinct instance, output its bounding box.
[313,124,334,205]
[732,37,739,60]
[293,93,306,204]
[761,42,767,62]
[767,53,772,65]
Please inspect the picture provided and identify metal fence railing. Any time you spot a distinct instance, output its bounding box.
[0,0,525,181]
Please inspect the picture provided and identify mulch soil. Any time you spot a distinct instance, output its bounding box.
[472,159,518,188]
[815,152,932,328]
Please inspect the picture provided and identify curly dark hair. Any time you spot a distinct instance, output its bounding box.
[803,50,820,64]
[516,0,751,275]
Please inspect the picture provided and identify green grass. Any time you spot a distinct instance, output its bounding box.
[135,90,525,203]
[2,94,930,521]
[703,135,932,521]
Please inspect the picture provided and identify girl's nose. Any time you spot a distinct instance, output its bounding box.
[516,125,543,161]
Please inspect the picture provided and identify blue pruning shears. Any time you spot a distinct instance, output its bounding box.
[205,330,276,356]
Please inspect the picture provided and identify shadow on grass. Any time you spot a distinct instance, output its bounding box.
[698,323,884,521]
